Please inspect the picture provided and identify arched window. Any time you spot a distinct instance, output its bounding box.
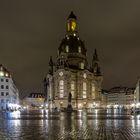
[59,80,64,98]
[92,83,95,99]
[83,82,87,98]
[71,81,75,97]
[78,46,81,53]
[66,45,69,53]
[80,62,84,69]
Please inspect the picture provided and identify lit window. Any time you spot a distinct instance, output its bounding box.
[92,83,95,99]
[71,21,76,31]
[83,82,87,98]
[83,73,87,79]
[71,81,75,97]
[59,80,64,98]
[66,45,69,53]
[78,46,81,53]
[80,63,84,69]
[71,91,74,97]
[83,82,86,90]
[67,22,70,31]
[71,81,75,90]
[83,91,86,98]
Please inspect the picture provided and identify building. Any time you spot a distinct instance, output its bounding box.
[23,93,45,109]
[125,88,135,108]
[0,65,20,111]
[134,78,140,108]
[45,12,103,110]
[107,86,134,109]
[101,90,108,108]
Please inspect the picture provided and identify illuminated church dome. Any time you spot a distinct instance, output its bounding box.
[58,12,87,70]
[45,12,103,111]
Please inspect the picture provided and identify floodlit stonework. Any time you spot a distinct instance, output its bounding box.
[45,12,103,110]
[23,93,45,109]
[106,86,135,109]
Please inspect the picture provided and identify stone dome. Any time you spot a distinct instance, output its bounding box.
[58,35,87,56]
[57,12,88,70]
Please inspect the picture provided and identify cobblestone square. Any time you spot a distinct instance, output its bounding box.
[0,110,140,140]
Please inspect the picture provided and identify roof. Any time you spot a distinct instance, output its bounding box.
[28,93,45,98]
[0,64,11,78]
[59,35,86,55]
[68,11,77,20]
[108,86,135,94]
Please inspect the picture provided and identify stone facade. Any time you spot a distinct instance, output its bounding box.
[23,93,45,110]
[45,12,103,110]
[106,86,134,109]
[134,78,140,108]
[0,65,20,111]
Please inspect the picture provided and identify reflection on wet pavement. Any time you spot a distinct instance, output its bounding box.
[0,110,140,140]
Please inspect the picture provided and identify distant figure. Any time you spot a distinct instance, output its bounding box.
[67,92,73,112]
[68,92,72,103]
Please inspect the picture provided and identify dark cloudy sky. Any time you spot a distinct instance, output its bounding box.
[0,0,140,97]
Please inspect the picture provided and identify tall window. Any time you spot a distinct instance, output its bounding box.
[92,83,95,99]
[1,85,4,89]
[59,80,64,98]
[6,92,9,96]
[78,46,81,53]
[80,62,84,69]
[6,85,9,89]
[71,81,75,97]
[66,45,69,53]
[1,92,4,96]
[83,82,87,98]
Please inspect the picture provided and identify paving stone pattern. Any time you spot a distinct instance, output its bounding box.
[0,111,140,140]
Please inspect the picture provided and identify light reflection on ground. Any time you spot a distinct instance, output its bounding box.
[0,109,139,139]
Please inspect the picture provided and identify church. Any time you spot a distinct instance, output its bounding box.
[45,12,103,110]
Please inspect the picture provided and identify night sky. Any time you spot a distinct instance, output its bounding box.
[0,0,140,97]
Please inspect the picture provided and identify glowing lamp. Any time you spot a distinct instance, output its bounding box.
[0,71,4,76]
[5,73,9,77]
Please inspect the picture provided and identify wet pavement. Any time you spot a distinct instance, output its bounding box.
[0,109,140,140]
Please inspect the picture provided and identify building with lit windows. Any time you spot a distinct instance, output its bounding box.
[106,86,134,109]
[45,12,103,110]
[0,65,20,111]
[22,93,45,109]
[134,79,140,108]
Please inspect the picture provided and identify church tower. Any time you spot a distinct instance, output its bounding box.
[57,11,87,70]
[91,49,101,76]
[46,12,103,110]
[67,11,78,35]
